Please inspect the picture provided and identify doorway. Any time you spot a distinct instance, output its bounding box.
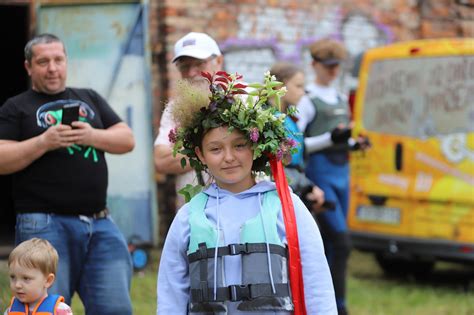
[0,3,30,255]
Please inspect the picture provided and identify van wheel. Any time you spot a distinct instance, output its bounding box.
[375,254,435,278]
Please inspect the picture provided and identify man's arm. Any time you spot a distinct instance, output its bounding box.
[70,121,134,154]
[154,144,192,174]
[0,138,45,174]
[0,124,73,175]
[153,105,192,174]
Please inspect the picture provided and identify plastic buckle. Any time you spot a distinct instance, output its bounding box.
[91,208,109,219]
[228,243,247,255]
[229,284,251,301]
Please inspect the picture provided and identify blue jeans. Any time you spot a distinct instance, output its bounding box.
[15,213,133,315]
[306,152,350,232]
[306,152,351,310]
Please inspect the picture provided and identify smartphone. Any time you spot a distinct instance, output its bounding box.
[62,103,80,126]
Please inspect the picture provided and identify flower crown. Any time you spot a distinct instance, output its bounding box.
[169,70,297,175]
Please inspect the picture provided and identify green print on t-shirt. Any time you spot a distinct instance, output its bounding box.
[47,108,99,163]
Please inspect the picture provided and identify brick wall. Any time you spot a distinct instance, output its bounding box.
[150,0,473,126]
[149,0,473,243]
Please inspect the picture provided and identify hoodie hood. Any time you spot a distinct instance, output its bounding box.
[203,180,276,199]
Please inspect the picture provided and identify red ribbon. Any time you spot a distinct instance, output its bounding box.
[270,159,307,315]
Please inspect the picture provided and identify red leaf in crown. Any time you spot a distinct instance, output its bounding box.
[231,89,248,95]
[201,71,213,82]
[233,83,247,89]
[215,71,231,80]
[214,77,230,83]
[216,82,228,90]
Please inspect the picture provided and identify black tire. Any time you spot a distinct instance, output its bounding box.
[375,253,435,278]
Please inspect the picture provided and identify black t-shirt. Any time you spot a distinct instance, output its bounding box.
[0,88,122,215]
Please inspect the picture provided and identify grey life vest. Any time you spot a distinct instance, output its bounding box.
[187,190,294,314]
[307,95,351,164]
[306,96,350,138]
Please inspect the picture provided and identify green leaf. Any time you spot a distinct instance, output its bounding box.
[238,109,245,122]
[180,157,187,169]
[264,130,275,138]
[178,184,204,203]
[287,105,298,115]
[247,83,264,89]
[275,95,281,111]
[269,81,283,88]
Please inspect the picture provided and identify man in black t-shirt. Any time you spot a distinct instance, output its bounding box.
[0,33,135,314]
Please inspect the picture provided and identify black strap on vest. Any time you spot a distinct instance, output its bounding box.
[190,283,290,303]
[188,243,287,263]
[198,243,209,302]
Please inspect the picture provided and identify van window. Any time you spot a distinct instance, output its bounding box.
[362,56,474,139]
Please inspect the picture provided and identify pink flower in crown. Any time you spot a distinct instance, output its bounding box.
[249,127,259,143]
[168,127,178,144]
[276,148,284,160]
[285,137,297,149]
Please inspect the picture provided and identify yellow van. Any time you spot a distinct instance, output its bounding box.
[348,38,474,275]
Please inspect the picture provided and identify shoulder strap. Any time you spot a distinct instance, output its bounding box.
[188,192,217,254]
[8,296,26,314]
[34,294,64,314]
[188,192,208,214]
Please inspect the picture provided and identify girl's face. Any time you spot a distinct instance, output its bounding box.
[196,126,255,193]
[9,262,54,308]
[282,71,305,109]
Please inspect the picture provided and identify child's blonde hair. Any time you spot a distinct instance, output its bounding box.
[8,238,58,276]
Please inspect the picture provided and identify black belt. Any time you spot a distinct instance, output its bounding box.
[188,242,287,263]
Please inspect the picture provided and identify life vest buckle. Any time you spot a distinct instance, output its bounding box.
[229,284,251,301]
[228,243,248,255]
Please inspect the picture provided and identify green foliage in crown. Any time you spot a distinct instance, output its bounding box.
[168,71,297,176]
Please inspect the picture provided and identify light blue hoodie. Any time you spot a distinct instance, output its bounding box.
[157,180,337,314]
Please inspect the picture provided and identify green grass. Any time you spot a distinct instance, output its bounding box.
[1,250,473,314]
[347,251,474,315]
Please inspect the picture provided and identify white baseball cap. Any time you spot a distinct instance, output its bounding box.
[172,32,222,63]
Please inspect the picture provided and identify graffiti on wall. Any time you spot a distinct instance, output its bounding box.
[221,38,278,84]
[224,6,392,93]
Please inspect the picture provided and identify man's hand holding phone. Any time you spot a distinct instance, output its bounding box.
[60,103,96,147]
[69,121,96,147]
[38,124,73,151]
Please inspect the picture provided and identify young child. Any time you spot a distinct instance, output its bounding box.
[157,71,337,314]
[5,238,73,315]
[269,61,328,214]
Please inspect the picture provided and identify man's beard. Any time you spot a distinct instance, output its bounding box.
[187,76,209,88]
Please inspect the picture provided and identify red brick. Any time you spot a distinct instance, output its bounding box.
[460,21,474,36]
[421,20,460,38]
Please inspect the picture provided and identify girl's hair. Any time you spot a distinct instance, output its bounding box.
[270,61,303,83]
[8,238,59,276]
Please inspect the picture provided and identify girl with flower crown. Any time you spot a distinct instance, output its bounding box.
[156,71,337,314]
